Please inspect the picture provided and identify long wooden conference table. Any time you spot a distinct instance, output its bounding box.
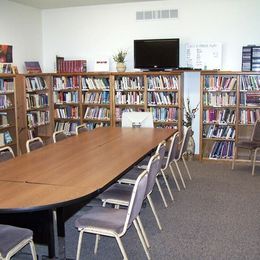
[0,127,175,258]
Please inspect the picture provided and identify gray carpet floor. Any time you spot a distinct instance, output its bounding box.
[15,160,260,259]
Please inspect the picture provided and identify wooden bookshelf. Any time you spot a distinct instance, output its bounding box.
[0,74,19,155]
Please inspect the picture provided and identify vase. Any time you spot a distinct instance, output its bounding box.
[184,126,195,160]
[116,62,126,72]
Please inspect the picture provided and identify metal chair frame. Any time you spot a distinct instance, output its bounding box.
[26,137,44,153]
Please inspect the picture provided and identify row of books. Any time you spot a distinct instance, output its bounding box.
[26,77,47,92]
[82,77,110,90]
[203,109,236,124]
[115,92,144,105]
[239,109,260,124]
[204,76,237,91]
[147,76,179,90]
[240,75,260,91]
[0,64,13,74]
[85,122,110,130]
[84,107,110,120]
[53,91,79,104]
[0,130,13,146]
[27,111,50,128]
[149,107,178,122]
[204,125,235,139]
[83,92,110,104]
[0,79,14,92]
[0,95,12,109]
[155,124,177,129]
[209,141,234,159]
[57,59,87,73]
[147,92,178,106]
[54,121,78,135]
[203,92,236,106]
[115,107,144,120]
[26,94,48,109]
[115,76,144,90]
[241,93,260,105]
[53,76,80,90]
[54,107,79,119]
[0,112,9,127]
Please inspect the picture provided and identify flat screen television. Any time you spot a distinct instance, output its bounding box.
[134,38,179,70]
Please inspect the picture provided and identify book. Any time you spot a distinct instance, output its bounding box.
[25,61,42,73]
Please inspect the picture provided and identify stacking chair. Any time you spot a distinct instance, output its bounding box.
[75,124,88,135]
[99,153,163,231]
[169,127,193,189]
[0,146,15,162]
[0,224,37,260]
[119,140,169,208]
[52,130,67,143]
[232,119,260,176]
[26,137,44,153]
[75,170,150,260]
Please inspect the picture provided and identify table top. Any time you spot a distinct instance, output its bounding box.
[0,127,175,212]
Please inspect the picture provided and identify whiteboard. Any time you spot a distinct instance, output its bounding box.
[185,43,222,70]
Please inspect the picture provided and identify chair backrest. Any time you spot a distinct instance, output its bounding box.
[26,137,44,153]
[53,130,67,143]
[0,146,15,162]
[252,119,260,142]
[179,127,193,158]
[163,132,180,169]
[123,170,148,234]
[155,140,167,171]
[76,124,88,135]
[145,153,161,196]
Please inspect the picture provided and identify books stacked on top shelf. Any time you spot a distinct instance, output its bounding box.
[115,92,144,105]
[147,92,178,106]
[0,95,12,109]
[115,107,144,121]
[54,107,79,119]
[204,125,235,139]
[240,75,260,91]
[240,109,260,124]
[54,121,78,135]
[27,111,50,128]
[147,75,179,90]
[204,75,237,91]
[26,93,48,109]
[115,76,144,90]
[82,92,109,104]
[86,122,109,130]
[209,141,234,159]
[82,77,109,90]
[24,61,42,73]
[53,76,80,90]
[26,77,47,92]
[0,64,13,74]
[241,46,260,72]
[0,78,14,92]
[56,58,87,73]
[149,107,178,122]
[244,92,260,106]
[53,91,78,104]
[84,107,110,120]
[203,108,236,124]
[0,112,9,127]
[203,92,236,106]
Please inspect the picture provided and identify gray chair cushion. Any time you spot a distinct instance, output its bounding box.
[78,127,88,134]
[0,151,13,162]
[0,224,32,258]
[120,168,142,182]
[29,140,43,152]
[75,207,127,234]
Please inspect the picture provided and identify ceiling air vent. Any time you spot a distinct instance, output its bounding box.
[136,9,178,21]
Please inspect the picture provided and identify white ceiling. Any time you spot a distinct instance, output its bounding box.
[8,0,160,9]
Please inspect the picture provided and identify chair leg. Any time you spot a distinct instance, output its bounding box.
[232,145,236,170]
[137,215,150,248]
[252,148,259,176]
[182,154,192,180]
[76,230,84,260]
[29,240,37,260]
[94,234,100,255]
[147,194,162,230]
[169,163,181,191]
[173,161,186,189]
[133,219,151,260]
[155,177,168,208]
[160,169,175,200]
[115,234,128,260]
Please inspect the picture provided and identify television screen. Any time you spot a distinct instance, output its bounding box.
[134,38,179,70]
